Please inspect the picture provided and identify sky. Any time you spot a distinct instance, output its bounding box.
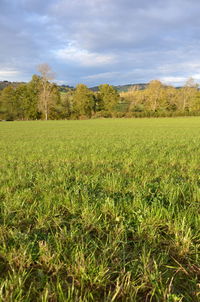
[0,0,200,87]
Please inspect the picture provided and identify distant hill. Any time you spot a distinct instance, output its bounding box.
[0,81,147,92]
[0,80,25,90]
[89,83,147,92]
[59,84,74,92]
[0,81,74,91]
[1,81,181,92]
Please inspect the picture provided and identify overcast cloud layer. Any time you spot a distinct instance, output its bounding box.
[0,0,200,86]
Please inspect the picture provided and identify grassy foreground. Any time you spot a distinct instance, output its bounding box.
[0,118,200,301]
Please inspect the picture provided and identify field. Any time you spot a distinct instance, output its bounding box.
[0,118,200,301]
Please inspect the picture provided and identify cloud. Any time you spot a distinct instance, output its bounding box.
[160,76,187,85]
[0,69,21,81]
[1,0,200,86]
[55,43,116,67]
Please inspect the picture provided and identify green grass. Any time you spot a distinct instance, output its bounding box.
[0,118,200,301]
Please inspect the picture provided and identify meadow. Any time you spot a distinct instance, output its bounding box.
[0,118,199,301]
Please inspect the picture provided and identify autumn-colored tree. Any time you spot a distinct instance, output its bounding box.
[1,73,200,120]
[164,86,178,111]
[145,80,166,111]
[180,77,198,111]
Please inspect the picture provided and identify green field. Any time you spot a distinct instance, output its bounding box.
[0,118,200,301]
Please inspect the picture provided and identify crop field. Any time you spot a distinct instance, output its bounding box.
[0,118,200,301]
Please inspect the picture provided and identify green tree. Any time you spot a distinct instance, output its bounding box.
[98,84,120,112]
[15,76,43,120]
[26,75,42,119]
[0,86,17,120]
[47,84,61,119]
[58,90,74,119]
[93,91,104,112]
[0,90,3,119]
[73,84,94,118]
[15,84,31,120]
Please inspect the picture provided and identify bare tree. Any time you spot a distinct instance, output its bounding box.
[146,80,164,111]
[37,63,55,120]
[181,77,198,111]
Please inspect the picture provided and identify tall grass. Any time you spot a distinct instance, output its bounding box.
[0,118,199,301]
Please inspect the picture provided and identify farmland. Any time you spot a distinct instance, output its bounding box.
[0,118,200,301]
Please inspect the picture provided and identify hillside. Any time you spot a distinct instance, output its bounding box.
[90,83,147,92]
[0,80,147,92]
[0,81,74,92]
[0,80,26,90]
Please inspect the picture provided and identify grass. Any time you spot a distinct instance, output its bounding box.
[0,118,200,301]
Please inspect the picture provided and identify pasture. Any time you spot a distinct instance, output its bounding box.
[0,118,200,301]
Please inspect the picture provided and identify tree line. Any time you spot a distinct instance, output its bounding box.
[0,64,200,120]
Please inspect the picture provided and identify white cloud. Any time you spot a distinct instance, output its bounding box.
[0,69,21,80]
[160,76,187,85]
[190,74,200,81]
[55,43,116,67]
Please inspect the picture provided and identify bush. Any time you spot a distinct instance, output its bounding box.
[114,112,126,118]
[93,110,112,118]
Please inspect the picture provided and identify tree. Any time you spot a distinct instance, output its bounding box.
[15,75,43,120]
[37,63,55,120]
[93,91,104,112]
[26,75,42,119]
[47,84,61,119]
[72,84,94,118]
[165,85,178,111]
[180,77,198,111]
[15,84,30,120]
[58,89,74,119]
[98,84,120,112]
[145,80,165,111]
[0,86,17,120]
